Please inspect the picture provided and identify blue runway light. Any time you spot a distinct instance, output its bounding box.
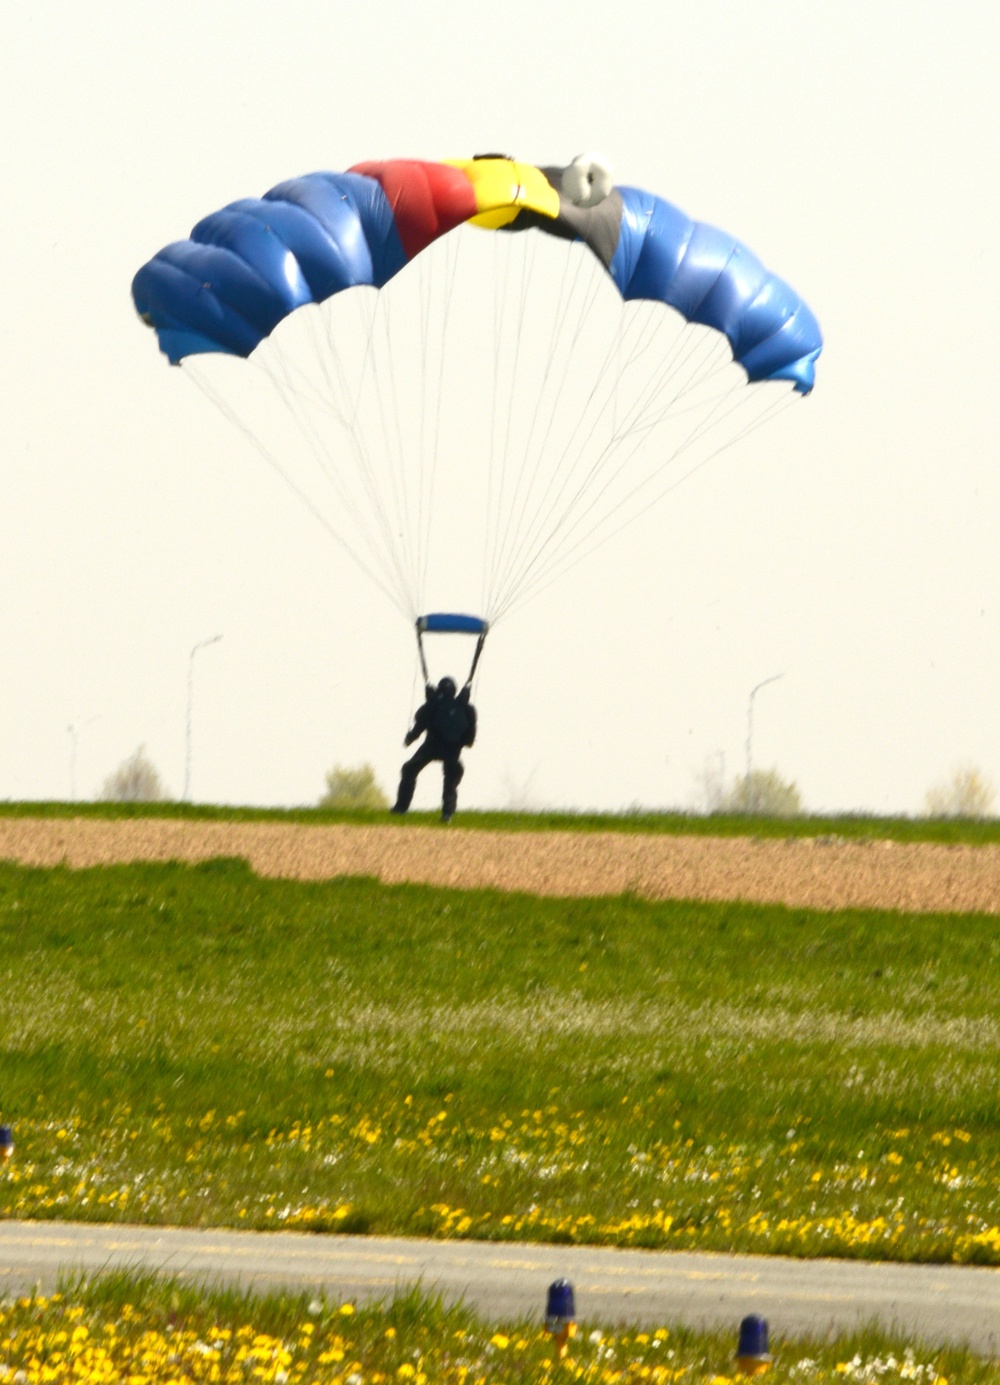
[545,1278,576,1326]
[545,1278,577,1360]
[736,1314,772,1374]
[0,1125,13,1161]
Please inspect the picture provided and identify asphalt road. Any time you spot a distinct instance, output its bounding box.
[1,1220,998,1354]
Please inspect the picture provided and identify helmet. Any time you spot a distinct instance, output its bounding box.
[437,677,456,698]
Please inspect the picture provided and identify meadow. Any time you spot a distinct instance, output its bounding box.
[1,1272,994,1385]
[1,854,998,1264]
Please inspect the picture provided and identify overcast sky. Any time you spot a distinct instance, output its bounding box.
[2,1,998,815]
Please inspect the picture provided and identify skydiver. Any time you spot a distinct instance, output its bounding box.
[391,676,477,823]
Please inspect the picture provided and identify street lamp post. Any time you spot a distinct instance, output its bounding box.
[746,674,784,811]
[183,635,222,802]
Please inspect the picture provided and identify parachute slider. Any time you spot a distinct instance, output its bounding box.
[416,613,489,635]
[415,613,489,688]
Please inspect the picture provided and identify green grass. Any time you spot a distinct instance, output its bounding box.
[1,1270,995,1383]
[1,798,999,844]
[1,858,999,1262]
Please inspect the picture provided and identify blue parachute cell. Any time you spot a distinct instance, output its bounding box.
[610,187,820,393]
[131,173,407,364]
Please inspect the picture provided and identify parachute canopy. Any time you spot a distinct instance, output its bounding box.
[133,154,821,393]
[133,154,822,629]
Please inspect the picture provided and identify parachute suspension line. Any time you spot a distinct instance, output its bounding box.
[483,229,517,617]
[488,228,541,602]
[590,325,723,459]
[703,381,798,454]
[335,293,430,623]
[346,290,424,619]
[488,334,745,620]
[419,230,462,610]
[415,250,435,611]
[249,316,376,521]
[611,341,738,450]
[405,247,434,616]
[482,230,528,614]
[546,371,743,572]
[415,624,430,686]
[493,365,744,618]
[309,299,360,428]
[484,245,609,619]
[514,316,727,566]
[317,290,419,608]
[389,281,428,613]
[501,243,593,513]
[263,326,370,486]
[274,289,421,618]
[483,232,567,617]
[510,388,798,618]
[193,345,392,586]
[536,250,610,428]
[254,342,402,593]
[484,243,617,619]
[491,232,554,608]
[333,292,407,591]
[308,298,384,450]
[483,242,577,605]
[465,630,487,689]
[516,288,664,511]
[483,268,631,619]
[486,276,639,603]
[256,335,417,618]
[493,383,798,622]
[367,290,421,612]
[183,364,410,618]
[490,291,685,612]
[368,296,406,588]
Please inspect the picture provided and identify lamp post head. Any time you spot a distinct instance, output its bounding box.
[184,636,223,802]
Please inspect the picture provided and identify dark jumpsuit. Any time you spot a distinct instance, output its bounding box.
[393,685,477,818]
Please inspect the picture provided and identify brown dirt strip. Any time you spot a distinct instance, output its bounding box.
[0,817,998,913]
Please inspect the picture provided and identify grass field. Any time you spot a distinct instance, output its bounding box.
[0,1272,994,1385]
[2,800,999,845]
[1,855,998,1264]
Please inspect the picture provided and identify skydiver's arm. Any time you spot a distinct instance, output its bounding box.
[404,697,433,746]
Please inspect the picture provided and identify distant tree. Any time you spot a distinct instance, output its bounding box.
[692,755,726,814]
[924,764,996,819]
[100,745,168,802]
[319,763,389,810]
[722,768,803,817]
[500,766,541,813]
